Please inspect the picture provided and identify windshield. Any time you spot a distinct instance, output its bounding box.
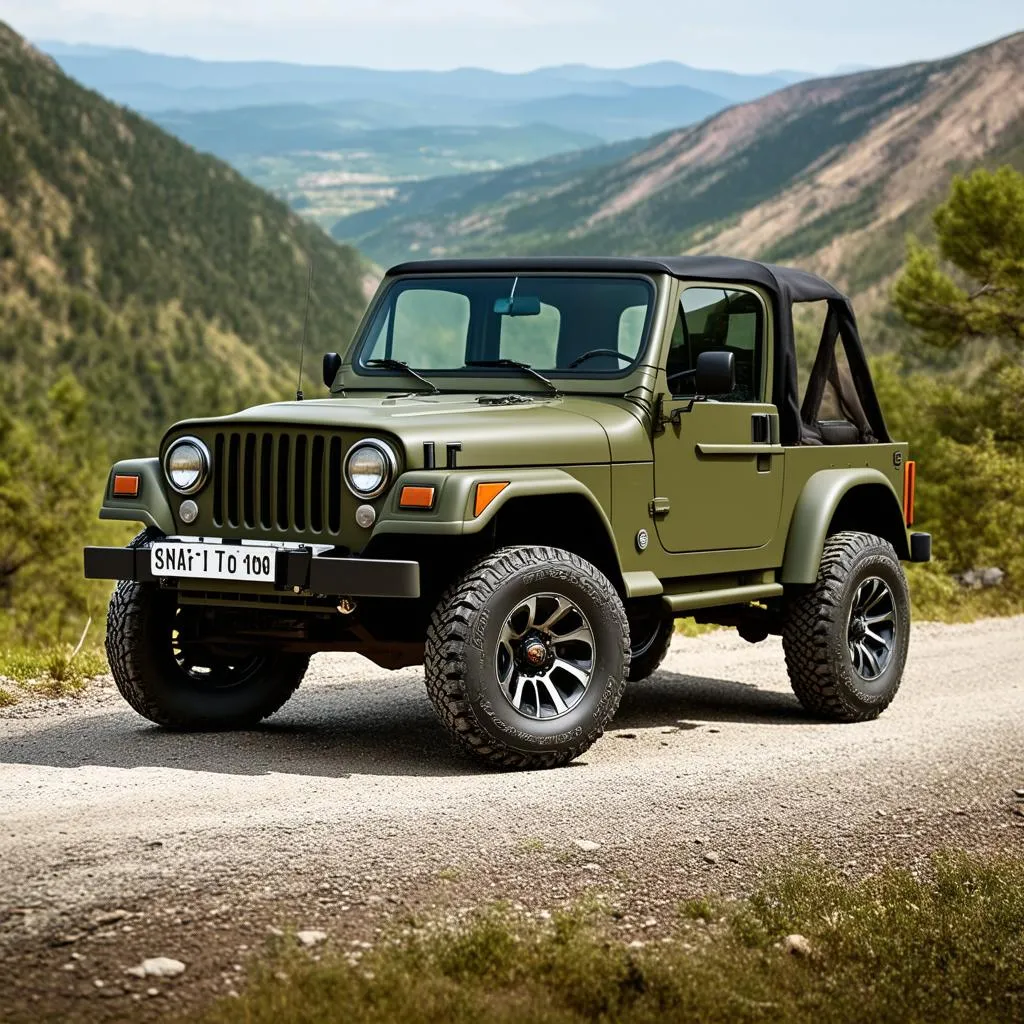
[354,275,654,378]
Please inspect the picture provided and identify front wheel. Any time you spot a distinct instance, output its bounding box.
[424,546,629,770]
[106,581,309,730]
[782,531,910,722]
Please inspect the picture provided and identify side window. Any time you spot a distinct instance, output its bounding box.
[667,287,764,401]
[364,289,471,369]
[500,301,561,366]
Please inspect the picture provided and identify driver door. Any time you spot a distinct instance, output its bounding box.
[652,285,784,554]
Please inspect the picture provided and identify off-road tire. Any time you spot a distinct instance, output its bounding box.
[106,576,309,730]
[782,531,910,722]
[424,546,629,770]
[627,614,674,681]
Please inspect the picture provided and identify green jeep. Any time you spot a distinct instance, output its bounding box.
[85,257,931,769]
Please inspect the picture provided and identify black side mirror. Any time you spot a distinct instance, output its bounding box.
[322,351,342,389]
[695,350,735,396]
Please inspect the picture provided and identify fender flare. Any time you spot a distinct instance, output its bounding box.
[781,468,909,584]
[98,457,176,534]
[372,467,625,581]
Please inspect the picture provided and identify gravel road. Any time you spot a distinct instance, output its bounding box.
[2,617,1023,1021]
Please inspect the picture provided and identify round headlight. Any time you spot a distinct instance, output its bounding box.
[345,439,396,499]
[164,437,210,495]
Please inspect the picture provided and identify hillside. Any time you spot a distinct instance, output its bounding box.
[338,32,1024,298]
[0,22,370,455]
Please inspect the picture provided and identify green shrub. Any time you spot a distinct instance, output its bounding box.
[201,852,1024,1024]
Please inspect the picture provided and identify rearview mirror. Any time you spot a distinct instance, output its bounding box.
[322,351,342,389]
[695,350,735,396]
[493,295,542,317]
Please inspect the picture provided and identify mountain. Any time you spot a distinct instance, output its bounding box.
[490,84,729,142]
[38,42,797,115]
[335,32,1024,299]
[0,22,370,454]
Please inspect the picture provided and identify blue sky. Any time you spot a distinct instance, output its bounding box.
[2,0,1021,72]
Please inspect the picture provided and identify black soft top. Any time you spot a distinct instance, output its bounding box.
[388,257,889,446]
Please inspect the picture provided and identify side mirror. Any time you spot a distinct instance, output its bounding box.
[695,350,735,396]
[322,351,342,389]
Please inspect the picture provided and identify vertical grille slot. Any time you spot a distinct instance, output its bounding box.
[310,436,325,533]
[213,433,225,526]
[276,435,290,530]
[226,434,241,528]
[259,434,273,529]
[293,435,308,532]
[242,434,257,528]
[328,437,342,534]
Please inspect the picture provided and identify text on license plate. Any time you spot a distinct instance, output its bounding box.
[150,543,275,582]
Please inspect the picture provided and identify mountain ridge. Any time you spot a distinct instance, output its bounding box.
[334,31,1024,301]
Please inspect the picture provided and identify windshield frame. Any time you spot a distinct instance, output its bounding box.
[348,271,660,390]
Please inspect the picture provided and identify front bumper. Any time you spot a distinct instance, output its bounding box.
[83,545,420,599]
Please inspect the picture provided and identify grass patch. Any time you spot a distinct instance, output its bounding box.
[0,643,108,701]
[201,852,1023,1024]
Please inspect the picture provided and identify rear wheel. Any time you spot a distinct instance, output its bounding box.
[424,546,629,770]
[106,581,308,730]
[782,531,910,722]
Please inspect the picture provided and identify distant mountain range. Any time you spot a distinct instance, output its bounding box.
[38,42,806,124]
[333,32,1024,300]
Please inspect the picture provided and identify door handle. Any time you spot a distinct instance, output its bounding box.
[696,443,784,457]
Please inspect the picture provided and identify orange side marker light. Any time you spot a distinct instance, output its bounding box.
[903,460,916,526]
[399,485,436,509]
[474,482,509,517]
[112,474,141,498]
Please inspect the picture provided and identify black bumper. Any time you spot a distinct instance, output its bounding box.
[909,532,932,563]
[83,546,420,599]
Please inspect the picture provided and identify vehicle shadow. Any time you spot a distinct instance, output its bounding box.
[614,670,805,730]
[1,671,807,779]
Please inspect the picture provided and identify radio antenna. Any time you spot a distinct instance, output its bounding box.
[296,259,314,402]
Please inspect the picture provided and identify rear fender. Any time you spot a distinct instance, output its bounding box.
[782,469,910,584]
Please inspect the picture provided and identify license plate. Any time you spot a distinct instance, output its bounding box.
[150,542,276,583]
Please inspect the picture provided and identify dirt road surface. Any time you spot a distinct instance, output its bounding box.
[3,618,1023,1021]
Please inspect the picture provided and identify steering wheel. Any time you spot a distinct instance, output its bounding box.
[567,349,631,369]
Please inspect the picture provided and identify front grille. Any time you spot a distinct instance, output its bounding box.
[212,431,344,536]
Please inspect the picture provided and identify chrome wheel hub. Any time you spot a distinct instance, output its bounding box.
[497,593,595,721]
[847,576,897,682]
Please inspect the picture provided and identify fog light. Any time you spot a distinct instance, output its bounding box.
[355,503,376,529]
[179,499,199,524]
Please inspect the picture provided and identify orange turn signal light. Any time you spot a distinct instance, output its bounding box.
[112,474,140,498]
[399,485,436,510]
[474,481,509,517]
[903,460,916,526]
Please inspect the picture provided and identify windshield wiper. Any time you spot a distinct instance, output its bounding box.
[465,359,560,396]
[365,358,440,394]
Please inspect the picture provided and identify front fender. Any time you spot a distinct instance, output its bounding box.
[371,468,614,539]
[781,468,909,584]
[98,457,176,534]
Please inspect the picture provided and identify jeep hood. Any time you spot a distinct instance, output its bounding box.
[171,393,651,467]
